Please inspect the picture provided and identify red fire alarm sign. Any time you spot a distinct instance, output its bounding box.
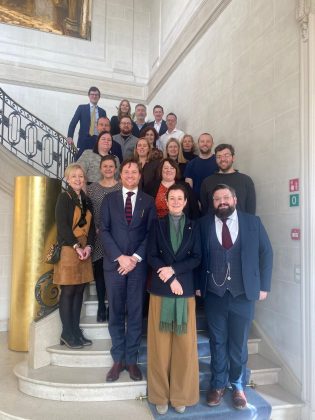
[291,228,300,240]
[289,179,299,192]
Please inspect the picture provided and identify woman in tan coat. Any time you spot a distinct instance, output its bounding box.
[53,163,95,349]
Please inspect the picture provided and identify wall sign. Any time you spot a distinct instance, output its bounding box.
[289,178,299,192]
[289,194,299,207]
[291,228,300,240]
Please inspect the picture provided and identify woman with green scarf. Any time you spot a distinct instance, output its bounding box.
[147,183,201,415]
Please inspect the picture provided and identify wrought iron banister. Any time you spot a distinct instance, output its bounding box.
[0,87,75,179]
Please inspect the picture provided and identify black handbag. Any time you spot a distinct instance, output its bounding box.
[45,242,63,264]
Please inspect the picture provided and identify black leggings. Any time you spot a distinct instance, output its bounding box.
[59,283,86,336]
[93,258,106,312]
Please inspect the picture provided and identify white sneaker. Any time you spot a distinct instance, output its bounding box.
[156,404,168,415]
[174,406,186,414]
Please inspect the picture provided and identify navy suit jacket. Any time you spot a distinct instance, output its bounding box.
[148,216,201,297]
[148,120,167,136]
[99,189,157,272]
[132,122,149,138]
[67,104,106,149]
[199,211,273,300]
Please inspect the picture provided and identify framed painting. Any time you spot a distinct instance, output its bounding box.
[0,0,92,40]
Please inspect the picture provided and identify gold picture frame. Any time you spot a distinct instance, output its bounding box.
[0,0,92,40]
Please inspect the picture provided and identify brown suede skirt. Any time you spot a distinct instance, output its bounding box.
[53,236,94,285]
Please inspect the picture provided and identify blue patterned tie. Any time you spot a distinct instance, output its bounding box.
[125,191,134,224]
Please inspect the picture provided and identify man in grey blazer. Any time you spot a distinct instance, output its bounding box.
[100,158,156,382]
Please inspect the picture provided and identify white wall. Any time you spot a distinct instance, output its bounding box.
[148,0,302,380]
[0,0,150,95]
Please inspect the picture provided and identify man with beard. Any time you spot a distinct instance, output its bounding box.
[200,144,256,215]
[184,133,218,200]
[198,184,273,410]
[113,116,139,160]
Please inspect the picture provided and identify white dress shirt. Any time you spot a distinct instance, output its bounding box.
[157,128,185,151]
[122,186,138,214]
[90,103,99,135]
[215,209,239,245]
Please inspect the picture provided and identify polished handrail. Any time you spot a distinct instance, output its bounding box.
[0,87,75,179]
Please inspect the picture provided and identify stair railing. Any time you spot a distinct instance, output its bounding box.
[0,87,75,179]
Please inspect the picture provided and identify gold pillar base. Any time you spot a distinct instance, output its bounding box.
[9,176,61,351]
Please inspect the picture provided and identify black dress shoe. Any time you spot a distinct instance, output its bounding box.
[97,311,106,323]
[106,362,125,382]
[60,334,83,349]
[127,364,143,381]
[76,329,92,346]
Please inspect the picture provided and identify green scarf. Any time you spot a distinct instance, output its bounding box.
[159,214,188,335]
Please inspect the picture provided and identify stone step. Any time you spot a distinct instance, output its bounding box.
[88,282,97,296]
[256,384,304,420]
[14,361,147,402]
[47,332,260,369]
[199,354,281,390]
[47,339,113,367]
[79,316,110,339]
[138,331,260,365]
[83,295,108,317]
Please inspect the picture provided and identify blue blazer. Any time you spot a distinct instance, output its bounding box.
[67,104,106,149]
[198,211,273,300]
[148,120,168,136]
[148,216,201,297]
[99,189,157,272]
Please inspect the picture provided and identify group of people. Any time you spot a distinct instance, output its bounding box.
[52,87,273,415]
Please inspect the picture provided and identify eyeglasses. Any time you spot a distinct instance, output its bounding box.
[213,195,234,202]
[163,166,176,171]
[216,153,233,160]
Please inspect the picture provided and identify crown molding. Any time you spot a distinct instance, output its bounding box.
[0,60,147,102]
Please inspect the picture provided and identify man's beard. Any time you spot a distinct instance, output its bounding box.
[214,204,236,219]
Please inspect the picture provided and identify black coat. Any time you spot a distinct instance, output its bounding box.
[148,216,201,297]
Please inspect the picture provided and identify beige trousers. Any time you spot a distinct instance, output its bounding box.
[147,294,199,407]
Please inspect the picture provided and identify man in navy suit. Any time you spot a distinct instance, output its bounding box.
[148,104,167,137]
[198,184,273,410]
[100,158,156,382]
[67,86,106,159]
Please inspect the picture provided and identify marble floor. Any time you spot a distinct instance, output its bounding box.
[0,332,152,420]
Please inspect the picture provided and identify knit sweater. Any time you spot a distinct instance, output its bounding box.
[200,171,256,215]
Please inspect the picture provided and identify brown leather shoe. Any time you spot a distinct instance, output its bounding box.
[127,364,143,381]
[207,388,225,406]
[106,362,125,382]
[232,390,247,409]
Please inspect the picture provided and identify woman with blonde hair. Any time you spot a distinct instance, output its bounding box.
[53,163,95,348]
[181,134,197,161]
[164,138,187,180]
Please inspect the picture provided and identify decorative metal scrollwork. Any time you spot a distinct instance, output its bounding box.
[0,88,75,179]
[35,270,60,320]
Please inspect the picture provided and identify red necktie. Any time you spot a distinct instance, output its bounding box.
[125,191,134,224]
[222,218,233,249]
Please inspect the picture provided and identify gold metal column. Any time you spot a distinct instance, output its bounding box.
[9,176,61,351]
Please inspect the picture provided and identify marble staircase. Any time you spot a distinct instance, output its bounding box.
[13,282,304,419]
